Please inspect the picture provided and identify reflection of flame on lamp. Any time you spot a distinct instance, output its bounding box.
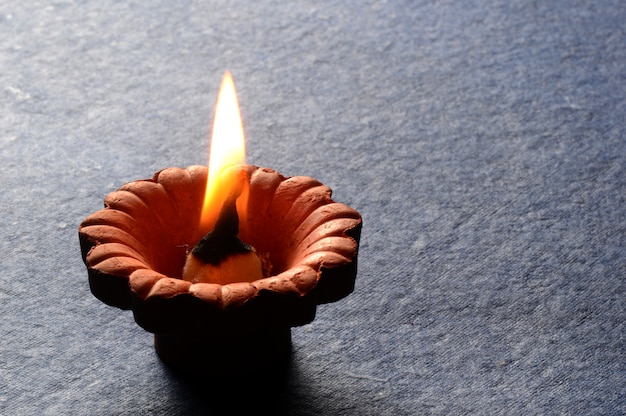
[199,70,248,236]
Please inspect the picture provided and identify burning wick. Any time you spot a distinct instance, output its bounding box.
[183,71,271,285]
[182,169,264,285]
[199,71,247,236]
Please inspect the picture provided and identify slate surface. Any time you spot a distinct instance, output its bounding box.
[1,0,624,414]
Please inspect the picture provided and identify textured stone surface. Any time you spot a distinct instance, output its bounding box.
[1,0,624,414]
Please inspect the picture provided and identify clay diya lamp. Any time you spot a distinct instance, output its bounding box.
[79,72,362,374]
[78,164,362,374]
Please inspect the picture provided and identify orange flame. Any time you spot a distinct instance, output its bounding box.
[199,71,248,236]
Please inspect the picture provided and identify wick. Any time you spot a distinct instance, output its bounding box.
[192,177,251,265]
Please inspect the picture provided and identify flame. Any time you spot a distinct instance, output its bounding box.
[199,71,248,235]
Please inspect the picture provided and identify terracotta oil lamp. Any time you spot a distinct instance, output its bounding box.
[78,72,362,374]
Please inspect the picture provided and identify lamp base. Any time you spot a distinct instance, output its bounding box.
[154,327,292,376]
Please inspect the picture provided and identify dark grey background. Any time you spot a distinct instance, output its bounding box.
[1,0,624,414]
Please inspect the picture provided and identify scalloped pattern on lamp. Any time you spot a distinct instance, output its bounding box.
[79,165,362,334]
